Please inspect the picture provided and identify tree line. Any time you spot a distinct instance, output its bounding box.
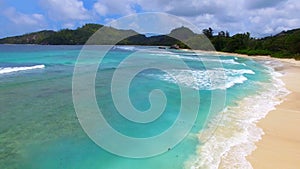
[203,27,300,59]
[0,24,299,59]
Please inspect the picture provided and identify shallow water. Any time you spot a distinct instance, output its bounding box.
[0,45,284,169]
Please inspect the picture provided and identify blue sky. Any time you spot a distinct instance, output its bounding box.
[0,0,299,38]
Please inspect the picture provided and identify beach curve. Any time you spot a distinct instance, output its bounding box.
[185,50,300,169]
[247,58,300,169]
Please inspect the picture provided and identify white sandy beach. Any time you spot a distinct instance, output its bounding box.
[190,49,300,168]
[247,58,300,169]
[217,52,300,169]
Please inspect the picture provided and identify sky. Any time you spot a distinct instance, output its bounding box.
[0,0,299,38]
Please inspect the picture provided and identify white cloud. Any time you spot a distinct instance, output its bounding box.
[166,0,225,16]
[41,0,90,21]
[93,2,107,16]
[244,0,288,9]
[132,0,300,37]
[93,0,135,16]
[1,0,299,38]
[244,0,300,36]
[109,13,201,35]
[136,0,171,12]
[3,7,46,26]
[62,23,76,29]
[135,0,229,16]
[1,7,47,37]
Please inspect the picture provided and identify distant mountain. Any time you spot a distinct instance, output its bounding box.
[259,28,300,56]
[0,30,56,44]
[144,33,162,37]
[41,24,103,45]
[0,24,138,45]
[0,24,182,46]
[169,26,196,41]
[0,24,205,48]
[0,24,299,59]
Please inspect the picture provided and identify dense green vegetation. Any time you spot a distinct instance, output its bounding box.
[208,28,300,60]
[0,24,299,59]
[42,24,103,45]
[0,30,56,44]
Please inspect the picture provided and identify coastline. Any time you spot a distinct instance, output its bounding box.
[1,45,298,168]
[209,51,300,168]
[212,52,300,168]
[247,59,300,169]
[187,49,300,168]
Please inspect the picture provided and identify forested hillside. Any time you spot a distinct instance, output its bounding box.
[0,24,299,59]
[207,28,300,59]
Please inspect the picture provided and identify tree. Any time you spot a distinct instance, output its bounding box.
[218,31,225,37]
[203,27,213,38]
[225,31,230,38]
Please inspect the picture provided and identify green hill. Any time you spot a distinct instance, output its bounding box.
[0,24,299,59]
[0,30,56,44]
[41,24,103,45]
[0,25,205,47]
[0,24,139,45]
[258,29,300,58]
[209,28,300,59]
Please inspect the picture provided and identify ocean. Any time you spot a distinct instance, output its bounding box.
[0,45,288,169]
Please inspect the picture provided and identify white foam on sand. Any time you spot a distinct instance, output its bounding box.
[185,64,290,169]
[0,65,45,74]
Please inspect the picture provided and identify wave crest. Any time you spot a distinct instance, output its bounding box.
[186,67,290,169]
[147,68,255,90]
[0,65,45,74]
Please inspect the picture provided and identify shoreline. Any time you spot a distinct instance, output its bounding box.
[210,51,300,168]
[188,49,300,168]
[211,51,300,169]
[204,51,300,168]
[246,59,300,168]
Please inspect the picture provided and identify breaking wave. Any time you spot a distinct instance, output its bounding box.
[147,68,255,90]
[0,65,45,74]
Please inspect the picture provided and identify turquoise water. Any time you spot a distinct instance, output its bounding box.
[0,45,273,169]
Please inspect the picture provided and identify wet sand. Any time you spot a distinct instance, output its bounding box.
[247,59,300,169]
[214,52,300,169]
[184,49,300,168]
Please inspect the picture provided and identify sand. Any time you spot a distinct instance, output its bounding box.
[215,53,300,168]
[247,59,300,169]
[184,49,300,168]
[213,51,300,169]
[199,50,300,168]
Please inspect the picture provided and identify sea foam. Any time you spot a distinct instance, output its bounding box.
[186,63,290,169]
[148,68,255,90]
[113,46,137,51]
[150,52,246,66]
[0,65,45,74]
